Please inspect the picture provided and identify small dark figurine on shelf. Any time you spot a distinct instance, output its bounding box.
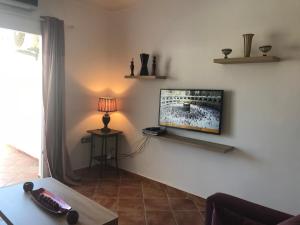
[130,58,134,76]
[151,56,157,76]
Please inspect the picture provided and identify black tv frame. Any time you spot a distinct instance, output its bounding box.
[13,0,38,7]
[158,89,224,135]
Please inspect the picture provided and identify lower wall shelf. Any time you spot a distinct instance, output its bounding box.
[145,133,234,153]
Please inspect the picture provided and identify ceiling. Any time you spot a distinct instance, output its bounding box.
[84,0,140,10]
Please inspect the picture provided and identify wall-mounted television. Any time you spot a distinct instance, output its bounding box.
[159,89,224,135]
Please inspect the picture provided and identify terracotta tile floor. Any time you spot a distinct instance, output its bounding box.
[73,167,206,225]
[0,145,39,188]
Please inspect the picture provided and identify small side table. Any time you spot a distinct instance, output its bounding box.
[87,129,122,174]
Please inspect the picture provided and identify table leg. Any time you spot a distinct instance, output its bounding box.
[101,136,104,175]
[115,135,119,174]
[104,137,108,168]
[89,134,94,169]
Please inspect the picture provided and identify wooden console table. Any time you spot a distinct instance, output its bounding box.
[87,129,122,173]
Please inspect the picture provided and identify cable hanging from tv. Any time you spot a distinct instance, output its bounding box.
[120,136,151,158]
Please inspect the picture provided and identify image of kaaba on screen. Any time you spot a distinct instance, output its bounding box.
[159,89,223,134]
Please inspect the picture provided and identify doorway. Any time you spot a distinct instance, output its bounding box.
[0,27,42,187]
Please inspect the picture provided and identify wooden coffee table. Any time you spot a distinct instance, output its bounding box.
[0,178,118,225]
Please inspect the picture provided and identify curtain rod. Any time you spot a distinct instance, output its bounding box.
[0,9,75,29]
[40,17,75,29]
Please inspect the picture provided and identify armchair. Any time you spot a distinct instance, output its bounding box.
[205,193,299,225]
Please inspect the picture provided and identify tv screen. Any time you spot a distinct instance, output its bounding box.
[159,89,224,134]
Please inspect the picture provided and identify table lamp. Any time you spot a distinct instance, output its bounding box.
[98,97,117,133]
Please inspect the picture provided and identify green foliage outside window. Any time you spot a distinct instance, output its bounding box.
[14,32,40,60]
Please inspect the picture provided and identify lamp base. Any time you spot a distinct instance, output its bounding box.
[102,112,111,133]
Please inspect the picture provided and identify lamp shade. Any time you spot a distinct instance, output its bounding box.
[98,97,117,112]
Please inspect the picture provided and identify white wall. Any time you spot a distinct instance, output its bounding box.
[102,0,300,215]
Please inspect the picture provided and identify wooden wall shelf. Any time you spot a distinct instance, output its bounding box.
[145,133,234,153]
[213,56,280,64]
[124,75,167,79]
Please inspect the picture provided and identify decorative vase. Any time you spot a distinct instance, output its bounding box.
[259,45,272,56]
[221,48,232,59]
[140,53,149,75]
[243,34,255,57]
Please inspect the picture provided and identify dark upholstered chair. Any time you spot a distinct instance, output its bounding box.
[206,193,300,225]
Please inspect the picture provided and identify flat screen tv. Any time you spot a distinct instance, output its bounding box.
[159,89,224,135]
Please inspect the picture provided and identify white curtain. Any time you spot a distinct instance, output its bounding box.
[41,16,78,184]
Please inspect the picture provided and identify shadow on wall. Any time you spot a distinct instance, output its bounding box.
[151,51,173,78]
[222,90,235,138]
[229,148,259,162]
[268,31,300,60]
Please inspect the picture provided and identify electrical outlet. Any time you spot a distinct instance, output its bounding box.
[81,136,91,144]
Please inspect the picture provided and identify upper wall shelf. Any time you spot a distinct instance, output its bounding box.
[124,75,167,79]
[145,133,234,154]
[213,56,280,64]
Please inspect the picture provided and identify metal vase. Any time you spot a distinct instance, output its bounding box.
[243,34,254,57]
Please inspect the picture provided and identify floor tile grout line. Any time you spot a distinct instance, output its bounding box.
[142,182,148,225]
[189,195,207,222]
[187,194,203,213]
[169,193,205,225]
[164,187,180,225]
[116,175,120,213]
[92,177,100,199]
